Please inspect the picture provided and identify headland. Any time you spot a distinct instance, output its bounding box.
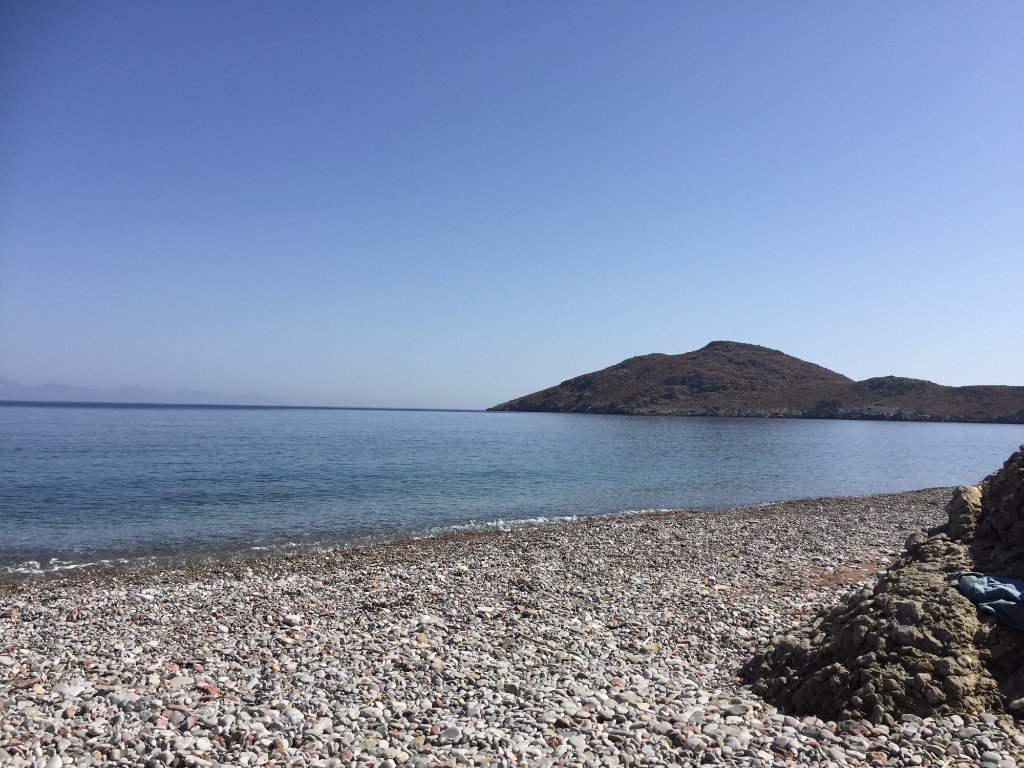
[489,341,1024,424]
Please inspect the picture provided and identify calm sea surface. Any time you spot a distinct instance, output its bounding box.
[2,403,1023,576]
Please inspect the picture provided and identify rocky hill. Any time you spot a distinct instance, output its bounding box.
[489,341,1024,423]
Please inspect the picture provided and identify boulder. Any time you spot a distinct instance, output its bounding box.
[742,446,1024,722]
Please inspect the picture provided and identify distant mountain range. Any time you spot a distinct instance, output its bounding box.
[489,341,1024,424]
[0,376,270,406]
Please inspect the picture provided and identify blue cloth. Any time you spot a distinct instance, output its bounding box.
[957,572,1024,631]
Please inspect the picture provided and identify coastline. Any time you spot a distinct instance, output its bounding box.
[0,489,955,586]
[0,490,954,584]
[3,488,1022,766]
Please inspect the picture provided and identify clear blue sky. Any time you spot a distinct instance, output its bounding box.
[2,2,1021,408]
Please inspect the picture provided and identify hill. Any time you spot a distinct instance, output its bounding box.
[488,341,1024,423]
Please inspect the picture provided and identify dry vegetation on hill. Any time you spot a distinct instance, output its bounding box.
[490,342,1024,423]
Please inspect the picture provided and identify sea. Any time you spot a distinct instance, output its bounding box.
[2,402,1023,578]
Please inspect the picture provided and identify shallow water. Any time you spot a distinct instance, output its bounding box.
[2,403,1022,575]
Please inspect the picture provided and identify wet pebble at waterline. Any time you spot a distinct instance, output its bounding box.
[2,488,1022,767]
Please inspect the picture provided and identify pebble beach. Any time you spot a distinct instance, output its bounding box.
[2,489,1022,768]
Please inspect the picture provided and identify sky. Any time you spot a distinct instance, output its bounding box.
[1,2,1022,409]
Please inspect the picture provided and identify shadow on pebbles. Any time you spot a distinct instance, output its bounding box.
[2,488,1022,767]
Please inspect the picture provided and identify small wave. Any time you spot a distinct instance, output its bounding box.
[613,507,670,517]
[410,507,665,538]
[0,506,679,581]
[3,555,148,577]
[415,514,579,537]
[5,559,41,575]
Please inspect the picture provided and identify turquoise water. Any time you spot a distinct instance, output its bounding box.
[2,403,1023,575]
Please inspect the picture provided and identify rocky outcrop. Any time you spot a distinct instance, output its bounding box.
[490,341,1024,423]
[974,451,1024,580]
[742,446,1024,722]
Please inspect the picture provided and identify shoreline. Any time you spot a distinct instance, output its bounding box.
[0,488,956,586]
[3,487,1023,766]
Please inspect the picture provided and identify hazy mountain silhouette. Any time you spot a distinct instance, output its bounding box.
[0,375,270,406]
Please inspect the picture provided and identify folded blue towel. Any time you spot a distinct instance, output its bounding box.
[957,572,1024,631]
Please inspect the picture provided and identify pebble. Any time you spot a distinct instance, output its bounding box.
[1,488,1022,766]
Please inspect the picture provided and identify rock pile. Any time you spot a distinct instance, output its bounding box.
[743,446,1024,724]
